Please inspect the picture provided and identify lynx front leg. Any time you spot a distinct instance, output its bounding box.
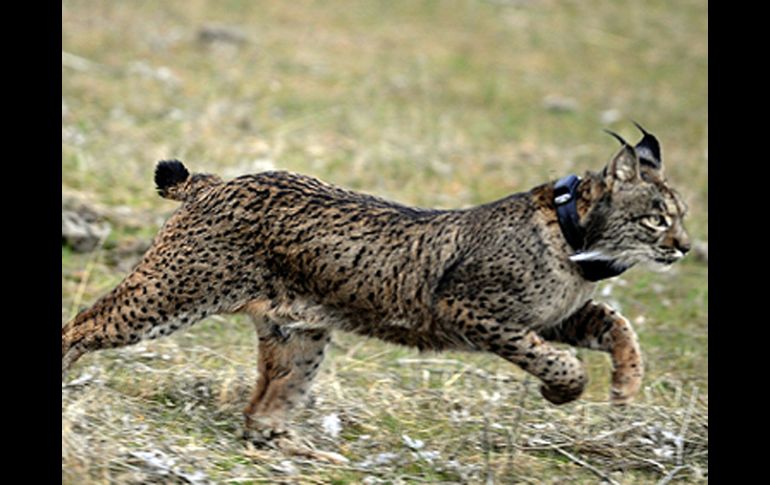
[468,322,588,405]
[243,317,330,445]
[540,300,643,405]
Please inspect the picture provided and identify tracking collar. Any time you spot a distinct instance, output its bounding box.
[553,175,628,282]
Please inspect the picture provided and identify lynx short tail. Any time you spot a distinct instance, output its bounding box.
[155,160,223,202]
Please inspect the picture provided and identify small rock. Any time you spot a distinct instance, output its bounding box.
[600,109,623,124]
[272,460,298,475]
[321,413,341,438]
[415,450,441,462]
[358,452,399,469]
[62,126,86,146]
[543,95,579,113]
[313,450,349,464]
[362,476,385,485]
[62,207,111,253]
[198,24,248,45]
[127,61,180,88]
[63,372,96,388]
[402,434,424,450]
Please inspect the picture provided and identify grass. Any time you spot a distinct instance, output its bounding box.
[62,0,707,483]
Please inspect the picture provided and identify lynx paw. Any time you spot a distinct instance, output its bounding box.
[609,365,643,405]
[540,382,585,405]
[242,426,348,464]
[242,423,294,449]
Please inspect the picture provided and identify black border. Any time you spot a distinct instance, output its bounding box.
[7,0,61,477]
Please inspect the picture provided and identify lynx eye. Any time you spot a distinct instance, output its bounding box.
[642,214,670,230]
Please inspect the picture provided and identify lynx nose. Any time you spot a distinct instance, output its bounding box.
[674,236,691,255]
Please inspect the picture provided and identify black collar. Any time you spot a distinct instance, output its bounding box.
[553,175,628,282]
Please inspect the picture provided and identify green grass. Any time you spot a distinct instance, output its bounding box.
[63,0,707,483]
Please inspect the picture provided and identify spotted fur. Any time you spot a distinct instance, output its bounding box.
[62,129,689,443]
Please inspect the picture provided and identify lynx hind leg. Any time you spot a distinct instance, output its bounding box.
[61,257,225,380]
[62,292,212,381]
[243,315,330,445]
[541,300,644,405]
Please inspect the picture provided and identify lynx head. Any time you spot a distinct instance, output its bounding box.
[574,124,690,271]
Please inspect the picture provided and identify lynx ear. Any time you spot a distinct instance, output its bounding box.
[603,130,640,185]
[632,121,662,171]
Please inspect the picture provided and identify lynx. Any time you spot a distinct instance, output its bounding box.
[62,123,689,446]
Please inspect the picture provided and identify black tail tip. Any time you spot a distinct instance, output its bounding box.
[155,160,190,190]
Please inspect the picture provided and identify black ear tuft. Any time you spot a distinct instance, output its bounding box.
[603,129,631,147]
[632,121,662,169]
[155,160,190,191]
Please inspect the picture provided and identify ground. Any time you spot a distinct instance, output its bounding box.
[62,1,707,483]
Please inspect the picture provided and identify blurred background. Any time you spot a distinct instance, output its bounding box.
[62,1,707,483]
